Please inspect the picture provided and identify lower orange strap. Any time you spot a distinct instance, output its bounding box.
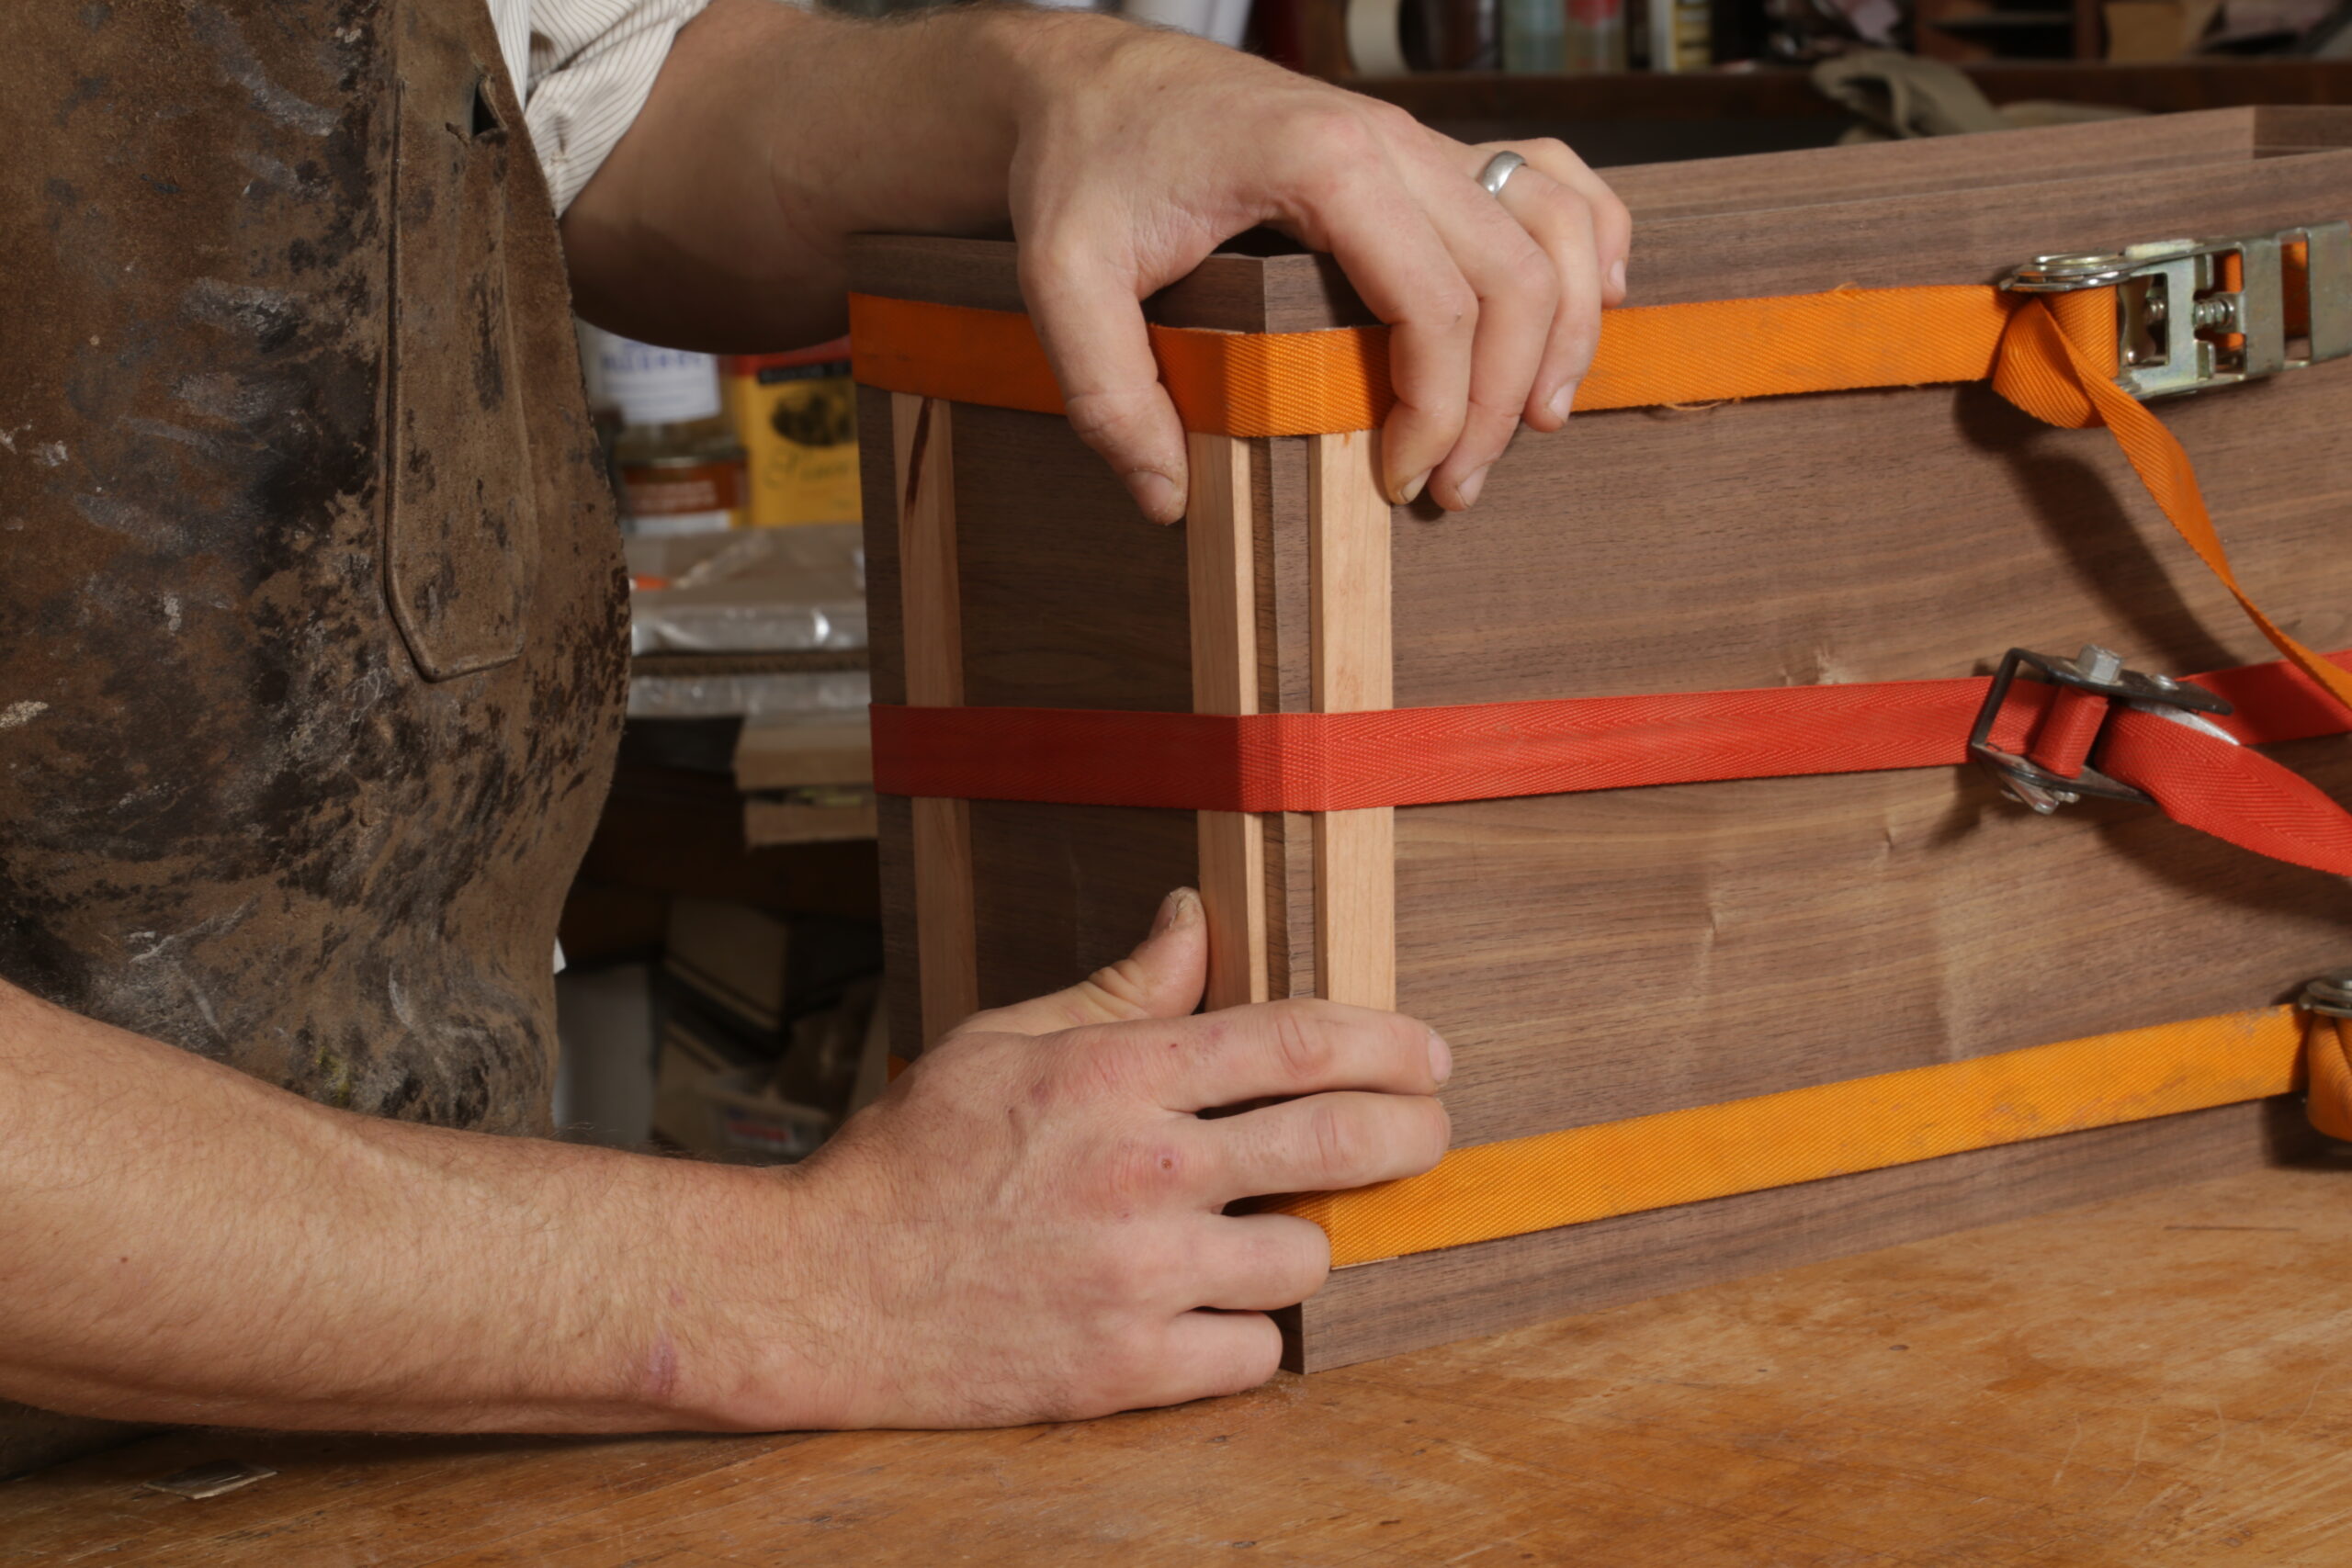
[1272,1007,2313,1267]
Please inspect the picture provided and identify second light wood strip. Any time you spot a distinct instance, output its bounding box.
[892,392,979,1047]
[1187,432,1271,1010]
[1309,430,1396,1011]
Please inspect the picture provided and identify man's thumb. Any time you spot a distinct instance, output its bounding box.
[954,887,1208,1039]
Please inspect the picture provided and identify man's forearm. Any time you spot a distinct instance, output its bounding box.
[0,979,820,1432]
[0,891,1451,1432]
[560,0,1048,350]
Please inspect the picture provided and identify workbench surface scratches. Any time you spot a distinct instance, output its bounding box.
[11,1160,2352,1566]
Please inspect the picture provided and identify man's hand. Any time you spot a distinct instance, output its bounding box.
[1004,26,1630,519]
[0,891,1445,1434]
[747,888,1452,1427]
[564,2,1630,520]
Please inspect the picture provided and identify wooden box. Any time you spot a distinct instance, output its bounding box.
[854,108,2352,1371]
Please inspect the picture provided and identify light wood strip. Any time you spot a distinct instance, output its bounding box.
[1186,432,1270,1010]
[891,392,978,1046]
[1308,430,1396,1011]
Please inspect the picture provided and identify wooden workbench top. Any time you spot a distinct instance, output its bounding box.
[8,1159,2351,1565]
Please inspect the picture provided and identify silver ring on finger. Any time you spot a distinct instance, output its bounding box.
[1476,151,1526,199]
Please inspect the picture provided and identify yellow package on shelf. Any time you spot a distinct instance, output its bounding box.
[722,339,862,527]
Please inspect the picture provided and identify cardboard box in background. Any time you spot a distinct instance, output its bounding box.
[653,1020,826,1163]
[651,895,887,1163]
[664,897,794,1035]
[662,895,881,1038]
[652,979,888,1164]
[722,342,861,528]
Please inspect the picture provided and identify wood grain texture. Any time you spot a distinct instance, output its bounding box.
[950,403,1199,1011]
[1600,106,2247,219]
[891,394,978,1047]
[14,1160,2352,1565]
[967,802,1197,1012]
[872,793,920,1059]
[1189,432,1269,1010]
[1626,147,2352,307]
[1393,367,2352,1149]
[1309,430,1396,1011]
[1294,1097,2322,1371]
[2258,103,2352,152]
[892,395,963,710]
[952,405,1190,713]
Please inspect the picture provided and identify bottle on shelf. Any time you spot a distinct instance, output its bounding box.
[576,322,749,537]
[1502,0,1566,68]
[1564,0,1629,69]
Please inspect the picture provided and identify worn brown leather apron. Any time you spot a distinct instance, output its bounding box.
[0,0,628,1470]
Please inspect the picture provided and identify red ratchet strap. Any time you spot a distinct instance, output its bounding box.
[872,649,2352,876]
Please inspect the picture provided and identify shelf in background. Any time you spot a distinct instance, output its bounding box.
[1353,61,2352,163]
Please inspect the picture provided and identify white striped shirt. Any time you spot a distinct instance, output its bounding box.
[488,0,714,214]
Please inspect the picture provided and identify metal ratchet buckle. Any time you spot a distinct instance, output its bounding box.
[1967,643,2233,815]
[2000,221,2352,399]
[2304,969,2352,1019]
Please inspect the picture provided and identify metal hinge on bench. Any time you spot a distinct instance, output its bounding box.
[2001,221,2352,398]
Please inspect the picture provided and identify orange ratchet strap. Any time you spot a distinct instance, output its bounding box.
[848,286,2010,435]
[851,230,2352,716]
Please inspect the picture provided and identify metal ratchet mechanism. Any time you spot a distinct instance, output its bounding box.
[1967,643,2233,815]
[2304,969,2352,1019]
[2000,221,2352,398]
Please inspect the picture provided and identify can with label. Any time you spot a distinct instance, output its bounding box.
[616,452,749,537]
[577,322,749,537]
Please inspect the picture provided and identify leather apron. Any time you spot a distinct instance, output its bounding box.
[0,0,629,1470]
